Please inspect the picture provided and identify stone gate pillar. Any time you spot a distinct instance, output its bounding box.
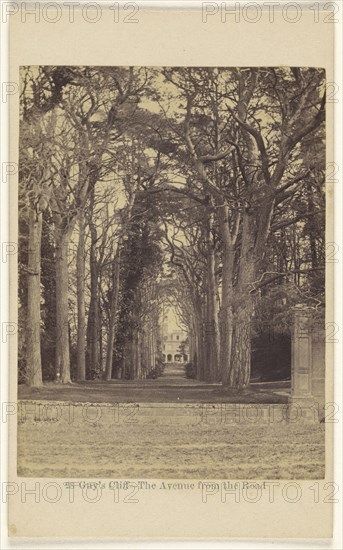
[288,306,317,422]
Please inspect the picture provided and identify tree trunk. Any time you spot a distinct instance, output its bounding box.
[227,310,252,389]
[190,319,197,373]
[55,229,71,383]
[126,340,133,379]
[194,308,205,380]
[26,208,43,387]
[151,324,156,371]
[206,216,220,381]
[105,247,121,380]
[86,224,100,378]
[132,329,141,379]
[146,322,153,376]
[225,207,267,390]
[220,303,233,387]
[218,206,235,386]
[189,327,197,367]
[76,209,86,381]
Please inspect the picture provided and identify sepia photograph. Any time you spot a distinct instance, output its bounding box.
[17,65,327,480]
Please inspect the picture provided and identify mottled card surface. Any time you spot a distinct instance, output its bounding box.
[6,2,336,540]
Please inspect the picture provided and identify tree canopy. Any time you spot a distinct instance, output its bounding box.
[19,66,325,389]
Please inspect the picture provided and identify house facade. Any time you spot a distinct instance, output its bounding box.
[162,330,189,363]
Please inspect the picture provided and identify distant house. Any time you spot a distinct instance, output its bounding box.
[162,330,189,363]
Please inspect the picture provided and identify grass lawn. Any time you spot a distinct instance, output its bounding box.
[17,375,322,480]
[17,398,324,479]
[18,379,290,404]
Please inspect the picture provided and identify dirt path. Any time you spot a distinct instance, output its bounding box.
[157,363,189,383]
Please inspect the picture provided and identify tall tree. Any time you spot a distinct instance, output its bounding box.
[19,66,75,386]
[162,67,325,388]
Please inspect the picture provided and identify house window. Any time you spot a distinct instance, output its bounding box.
[176,335,179,340]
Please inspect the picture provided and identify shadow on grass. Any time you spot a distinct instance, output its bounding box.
[18,380,289,404]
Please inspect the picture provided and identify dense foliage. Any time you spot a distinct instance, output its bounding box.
[18,66,325,388]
